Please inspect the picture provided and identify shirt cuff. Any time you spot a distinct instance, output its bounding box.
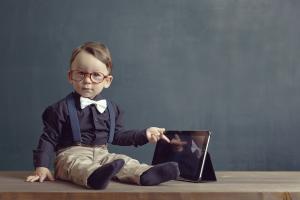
[33,150,52,168]
[134,129,149,146]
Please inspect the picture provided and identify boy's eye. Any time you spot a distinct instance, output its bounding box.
[78,71,85,76]
[92,72,103,78]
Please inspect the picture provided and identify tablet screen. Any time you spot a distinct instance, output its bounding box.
[152,130,210,181]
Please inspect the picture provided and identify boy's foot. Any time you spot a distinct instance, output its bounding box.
[140,162,179,186]
[87,159,125,189]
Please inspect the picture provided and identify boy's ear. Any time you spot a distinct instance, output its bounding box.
[104,75,113,88]
[67,71,73,84]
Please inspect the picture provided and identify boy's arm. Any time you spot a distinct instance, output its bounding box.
[27,106,63,182]
[33,106,63,169]
[111,104,169,146]
[111,104,148,146]
[33,107,64,168]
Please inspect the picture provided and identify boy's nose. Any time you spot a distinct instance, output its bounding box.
[83,75,93,83]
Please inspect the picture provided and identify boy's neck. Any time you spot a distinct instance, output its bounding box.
[73,91,104,101]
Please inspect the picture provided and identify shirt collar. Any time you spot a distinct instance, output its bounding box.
[72,91,105,102]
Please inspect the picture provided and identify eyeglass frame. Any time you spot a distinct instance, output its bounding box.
[69,70,110,84]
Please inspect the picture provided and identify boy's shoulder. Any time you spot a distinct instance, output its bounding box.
[42,93,70,118]
[49,94,70,109]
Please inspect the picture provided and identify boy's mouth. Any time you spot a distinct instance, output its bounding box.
[82,88,93,91]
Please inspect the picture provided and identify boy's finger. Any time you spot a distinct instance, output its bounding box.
[30,176,40,182]
[159,128,166,133]
[48,172,55,181]
[33,176,40,182]
[39,174,46,182]
[161,134,170,143]
[26,176,34,182]
[154,133,161,139]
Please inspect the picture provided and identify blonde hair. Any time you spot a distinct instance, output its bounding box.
[70,41,113,74]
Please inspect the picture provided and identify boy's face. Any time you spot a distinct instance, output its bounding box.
[68,51,113,99]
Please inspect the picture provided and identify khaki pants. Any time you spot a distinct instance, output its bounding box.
[55,146,151,187]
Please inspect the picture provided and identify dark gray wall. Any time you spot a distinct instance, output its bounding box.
[1,0,300,170]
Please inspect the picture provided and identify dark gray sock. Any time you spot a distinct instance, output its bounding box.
[87,159,125,189]
[140,162,179,186]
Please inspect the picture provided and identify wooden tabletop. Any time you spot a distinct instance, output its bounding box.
[0,171,300,200]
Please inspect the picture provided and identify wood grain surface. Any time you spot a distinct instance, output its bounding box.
[0,171,299,200]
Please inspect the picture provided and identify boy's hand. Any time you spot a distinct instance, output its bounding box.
[26,167,55,183]
[146,127,170,143]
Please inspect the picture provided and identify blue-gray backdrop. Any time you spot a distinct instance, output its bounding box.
[0,0,300,170]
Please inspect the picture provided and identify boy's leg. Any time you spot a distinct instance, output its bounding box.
[56,146,118,188]
[55,146,94,187]
[139,162,180,186]
[98,152,151,184]
[103,153,179,185]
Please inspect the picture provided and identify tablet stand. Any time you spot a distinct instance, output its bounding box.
[200,153,217,181]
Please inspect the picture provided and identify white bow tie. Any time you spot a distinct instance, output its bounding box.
[80,97,107,113]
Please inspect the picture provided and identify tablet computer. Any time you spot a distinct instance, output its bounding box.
[152,130,216,182]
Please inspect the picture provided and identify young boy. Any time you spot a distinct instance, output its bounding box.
[26,41,179,189]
